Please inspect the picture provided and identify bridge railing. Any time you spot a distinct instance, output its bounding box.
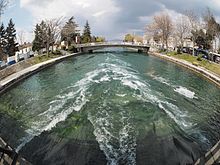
[75,42,149,47]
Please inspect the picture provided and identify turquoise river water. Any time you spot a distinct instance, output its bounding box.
[0,49,220,165]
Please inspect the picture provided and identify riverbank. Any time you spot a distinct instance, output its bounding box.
[149,52,220,88]
[0,53,79,94]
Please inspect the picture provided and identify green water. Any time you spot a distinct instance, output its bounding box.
[0,49,220,164]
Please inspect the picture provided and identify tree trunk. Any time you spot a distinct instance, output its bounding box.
[165,39,168,52]
[46,42,49,57]
[192,39,195,56]
[52,44,54,54]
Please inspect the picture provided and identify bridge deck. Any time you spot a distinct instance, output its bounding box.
[75,42,150,53]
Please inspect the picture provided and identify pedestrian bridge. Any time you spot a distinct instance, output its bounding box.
[75,42,150,53]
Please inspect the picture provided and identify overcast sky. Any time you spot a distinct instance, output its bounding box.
[2,0,220,42]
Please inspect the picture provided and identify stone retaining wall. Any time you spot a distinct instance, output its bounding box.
[0,58,35,81]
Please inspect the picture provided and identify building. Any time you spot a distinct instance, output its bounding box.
[133,35,143,44]
[14,42,34,62]
[183,38,193,48]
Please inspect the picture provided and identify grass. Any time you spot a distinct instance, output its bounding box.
[29,53,61,65]
[166,51,220,76]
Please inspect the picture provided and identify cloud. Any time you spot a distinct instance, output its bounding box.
[19,0,220,40]
[20,0,120,38]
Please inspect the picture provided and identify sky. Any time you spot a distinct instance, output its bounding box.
[2,0,220,42]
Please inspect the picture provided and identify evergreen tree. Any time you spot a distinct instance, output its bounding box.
[61,16,79,45]
[32,20,56,56]
[32,24,43,52]
[5,19,18,57]
[0,23,7,60]
[81,21,91,43]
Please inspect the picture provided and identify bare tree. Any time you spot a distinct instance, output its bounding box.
[184,9,200,55]
[0,0,9,22]
[146,12,173,50]
[203,8,219,52]
[61,17,79,46]
[17,30,25,45]
[174,15,190,48]
[33,17,65,56]
[46,17,65,53]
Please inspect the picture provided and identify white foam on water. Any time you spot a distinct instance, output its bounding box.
[16,68,97,151]
[116,94,127,97]
[16,55,132,151]
[174,86,197,99]
[149,74,198,100]
[114,66,194,131]
[152,75,171,86]
[16,87,89,151]
[16,54,196,159]
[88,108,136,165]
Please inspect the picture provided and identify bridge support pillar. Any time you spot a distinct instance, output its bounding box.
[138,49,143,53]
[80,48,94,53]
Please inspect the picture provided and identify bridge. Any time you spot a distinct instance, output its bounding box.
[75,42,150,53]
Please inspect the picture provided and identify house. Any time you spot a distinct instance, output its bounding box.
[183,38,193,48]
[14,42,34,62]
[133,35,143,44]
[143,34,163,48]
[60,41,68,50]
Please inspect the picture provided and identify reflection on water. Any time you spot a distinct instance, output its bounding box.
[0,49,220,165]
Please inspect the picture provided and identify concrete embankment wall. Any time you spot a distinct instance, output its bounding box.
[150,52,220,88]
[0,59,34,81]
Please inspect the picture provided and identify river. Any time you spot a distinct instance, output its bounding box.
[0,49,220,165]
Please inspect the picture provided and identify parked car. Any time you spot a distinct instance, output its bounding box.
[7,56,16,65]
[0,60,7,69]
[196,49,209,59]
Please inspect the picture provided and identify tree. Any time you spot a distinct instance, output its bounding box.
[174,15,190,49]
[32,18,64,55]
[32,24,43,52]
[96,36,105,42]
[0,23,6,60]
[192,29,212,49]
[61,16,79,46]
[0,0,9,22]
[17,30,25,45]
[46,17,64,52]
[202,8,220,52]
[146,12,173,49]
[39,20,53,56]
[124,34,134,42]
[184,10,200,55]
[5,19,18,57]
[81,20,91,43]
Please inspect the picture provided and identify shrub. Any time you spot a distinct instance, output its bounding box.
[53,50,61,55]
[177,47,181,54]
[192,62,199,66]
[197,54,203,61]
[68,45,77,52]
